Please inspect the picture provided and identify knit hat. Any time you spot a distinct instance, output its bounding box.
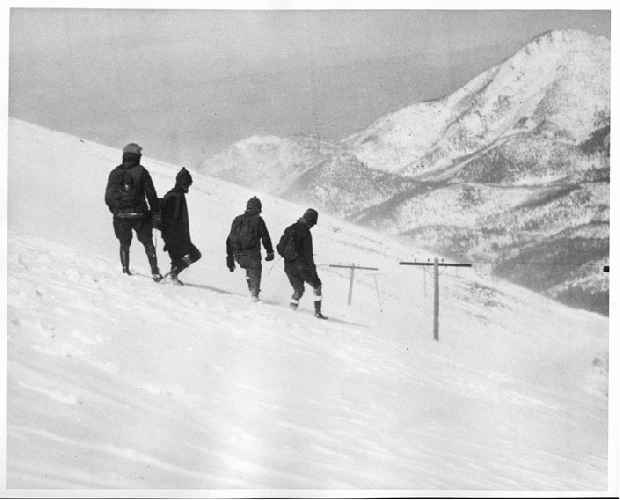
[122,143,142,155]
[302,208,318,226]
[176,167,193,188]
[246,196,262,213]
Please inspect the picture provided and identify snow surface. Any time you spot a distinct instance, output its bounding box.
[7,118,609,491]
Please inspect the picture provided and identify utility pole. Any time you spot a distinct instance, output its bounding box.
[433,258,439,341]
[400,258,472,341]
[329,263,379,306]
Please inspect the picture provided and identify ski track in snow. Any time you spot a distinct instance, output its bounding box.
[6,118,608,490]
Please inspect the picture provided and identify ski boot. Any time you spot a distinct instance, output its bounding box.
[166,263,184,285]
[169,273,184,286]
[120,245,132,275]
[246,278,260,302]
[290,293,301,310]
[314,300,328,320]
[144,243,163,282]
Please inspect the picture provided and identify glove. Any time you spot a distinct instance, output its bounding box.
[265,252,275,262]
[151,211,162,230]
[226,255,235,272]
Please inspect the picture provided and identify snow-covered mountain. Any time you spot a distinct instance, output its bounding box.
[354,180,609,312]
[346,29,610,177]
[200,135,336,196]
[201,134,418,217]
[350,29,610,314]
[200,29,610,314]
[6,118,609,490]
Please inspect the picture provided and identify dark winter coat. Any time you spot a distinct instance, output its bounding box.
[105,154,159,217]
[226,209,274,260]
[161,187,192,256]
[286,219,315,268]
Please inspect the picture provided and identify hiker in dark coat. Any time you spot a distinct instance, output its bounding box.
[104,143,163,281]
[279,208,327,319]
[160,167,201,285]
[226,197,274,301]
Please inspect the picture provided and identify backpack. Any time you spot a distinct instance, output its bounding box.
[116,170,139,209]
[276,225,298,262]
[229,215,260,252]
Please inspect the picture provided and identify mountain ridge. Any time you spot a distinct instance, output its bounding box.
[346,28,609,176]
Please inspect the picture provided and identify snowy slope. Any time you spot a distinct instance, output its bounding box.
[7,118,609,491]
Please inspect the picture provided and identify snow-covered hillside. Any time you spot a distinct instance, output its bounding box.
[7,119,609,491]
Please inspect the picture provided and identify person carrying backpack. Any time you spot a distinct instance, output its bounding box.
[104,143,163,281]
[277,208,327,319]
[226,197,274,301]
[159,167,201,285]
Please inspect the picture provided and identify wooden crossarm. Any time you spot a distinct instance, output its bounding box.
[329,264,380,271]
[399,261,472,268]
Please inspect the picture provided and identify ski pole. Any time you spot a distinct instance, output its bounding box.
[265,260,276,279]
[373,274,384,312]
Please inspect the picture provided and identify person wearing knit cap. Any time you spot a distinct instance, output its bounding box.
[159,167,201,285]
[104,142,163,281]
[226,196,274,301]
[278,208,327,319]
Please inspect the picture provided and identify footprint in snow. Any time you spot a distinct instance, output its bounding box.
[38,317,56,329]
[35,254,53,265]
[65,269,81,282]
[72,330,103,345]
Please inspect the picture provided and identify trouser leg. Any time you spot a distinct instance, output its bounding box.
[113,218,133,274]
[285,267,305,309]
[136,219,160,276]
[144,242,161,275]
[237,253,262,299]
[245,263,262,299]
[119,244,131,274]
[312,286,327,318]
[312,284,322,304]
[305,268,326,319]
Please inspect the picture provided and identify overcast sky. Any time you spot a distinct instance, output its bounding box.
[10,9,611,164]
